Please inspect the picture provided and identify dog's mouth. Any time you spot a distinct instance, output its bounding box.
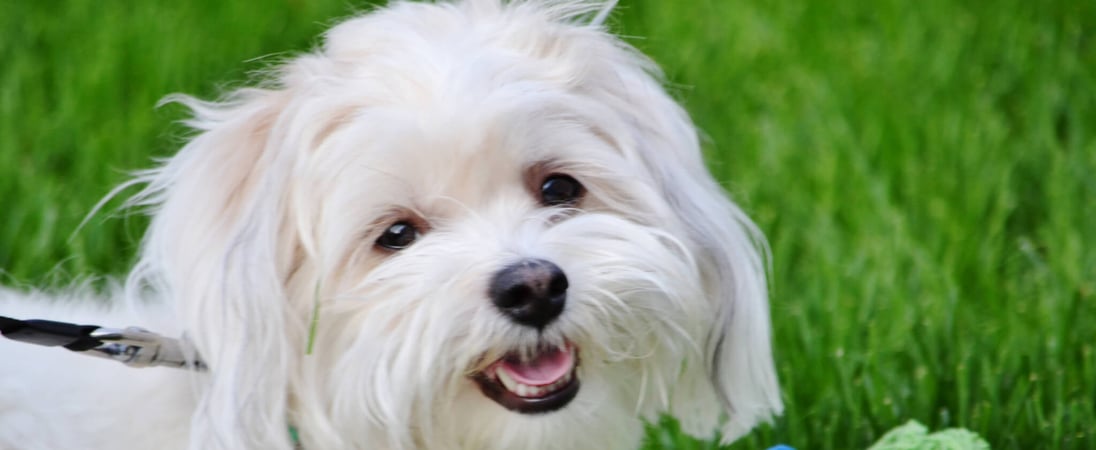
[471,342,580,414]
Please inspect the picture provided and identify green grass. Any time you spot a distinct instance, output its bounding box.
[2,1,1094,448]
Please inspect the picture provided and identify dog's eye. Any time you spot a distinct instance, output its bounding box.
[375,221,418,250]
[540,174,584,206]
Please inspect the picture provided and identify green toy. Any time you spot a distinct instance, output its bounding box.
[867,420,991,450]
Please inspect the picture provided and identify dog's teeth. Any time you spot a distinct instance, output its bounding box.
[496,367,519,392]
[497,367,569,398]
[555,373,569,389]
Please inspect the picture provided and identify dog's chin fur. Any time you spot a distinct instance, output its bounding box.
[0,1,782,449]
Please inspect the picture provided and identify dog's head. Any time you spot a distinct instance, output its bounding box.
[128,1,780,448]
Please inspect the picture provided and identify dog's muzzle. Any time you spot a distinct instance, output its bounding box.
[473,259,580,413]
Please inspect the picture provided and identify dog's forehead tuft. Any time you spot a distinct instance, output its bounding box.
[289,0,663,225]
[314,0,627,105]
[323,0,613,62]
[282,0,654,185]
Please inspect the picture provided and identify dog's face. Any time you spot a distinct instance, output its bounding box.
[301,94,704,448]
[130,1,780,449]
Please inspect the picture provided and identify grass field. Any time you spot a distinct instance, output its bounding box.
[2,0,1094,448]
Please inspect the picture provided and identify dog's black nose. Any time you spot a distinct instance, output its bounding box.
[489,259,568,329]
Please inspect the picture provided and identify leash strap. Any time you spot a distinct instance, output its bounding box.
[0,315,205,370]
[0,316,104,350]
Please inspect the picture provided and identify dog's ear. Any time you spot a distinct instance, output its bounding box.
[126,87,307,449]
[661,163,784,442]
[600,65,783,441]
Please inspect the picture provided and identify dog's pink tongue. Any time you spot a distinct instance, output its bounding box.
[499,347,573,386]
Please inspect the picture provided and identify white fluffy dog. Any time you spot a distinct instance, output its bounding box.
[0,1,781,449]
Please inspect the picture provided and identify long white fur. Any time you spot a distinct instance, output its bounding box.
[0,1,781,449]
